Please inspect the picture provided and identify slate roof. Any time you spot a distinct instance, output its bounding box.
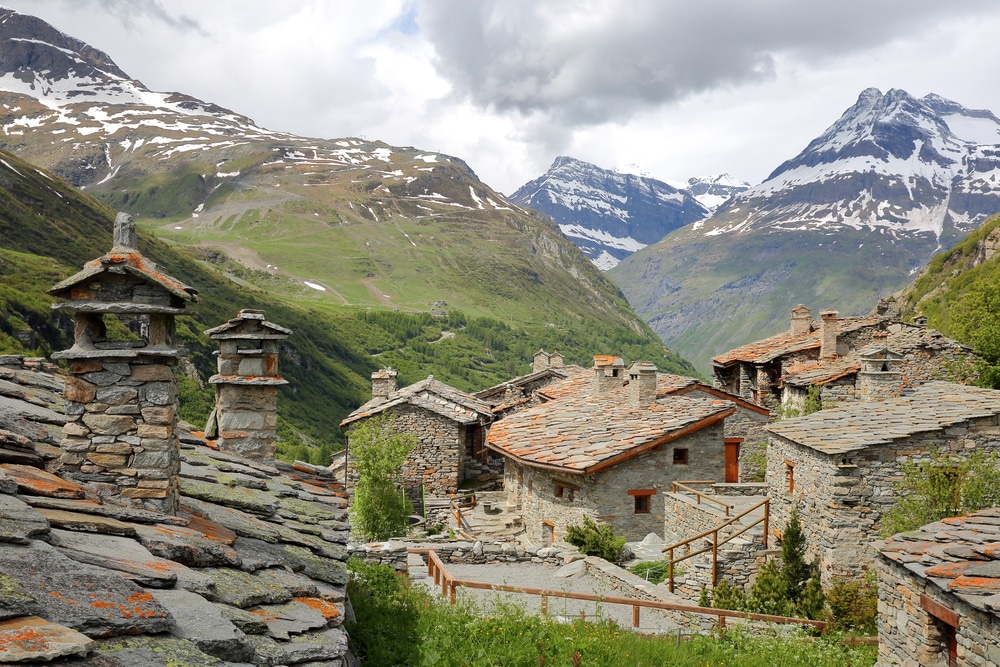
[48,251,199,305]
[486,385,734,474]
[766,381,1000,455]
[780,327,967,389]
[473,365,582,404]
[712,315,886,366]
[0,356,351,665]
[204,309,293,339]
[340,375,493,427]
[878,508,1000,617]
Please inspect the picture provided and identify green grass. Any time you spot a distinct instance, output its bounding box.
[347,560,877,667]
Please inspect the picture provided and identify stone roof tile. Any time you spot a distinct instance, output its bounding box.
[341,375,493,426]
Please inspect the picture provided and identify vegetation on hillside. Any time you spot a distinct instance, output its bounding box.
[346,559,877,667]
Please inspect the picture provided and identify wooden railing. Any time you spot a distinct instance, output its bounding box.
[449,493,477,540]
[671,480,735,516]
[661,497,770,593]
[422,549,825,632]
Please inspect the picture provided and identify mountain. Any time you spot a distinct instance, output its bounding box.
[510,156,709,270]
[611,88,1000,373]
[0,8,696,423]
[684,174,750,212]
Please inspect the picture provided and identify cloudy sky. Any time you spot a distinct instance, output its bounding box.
[5,0,1000,193]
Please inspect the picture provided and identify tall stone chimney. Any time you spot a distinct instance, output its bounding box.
[790,304,812,337]
[204,310,291,461]
[371,368,398,399]
[819,310,839,360]
[532,349,564,372]
[628,361,658,407]
[592,355,625,395]
[858,333,903,402]
[48,212,199,515]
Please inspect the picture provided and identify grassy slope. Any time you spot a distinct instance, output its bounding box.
[2,149,696,461]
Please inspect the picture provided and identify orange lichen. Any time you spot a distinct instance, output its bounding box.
[248,609,278,622]
[294,596,341,621]
[0,627,48,651]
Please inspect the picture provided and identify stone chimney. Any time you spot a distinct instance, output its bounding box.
[371,368,398,399]
[532,349,564,372]
[204,309,291,461]
[47,212,199,515]
[819,310,839,360]
[790,304,812,337]
[628,361,658,407]
[591,355,625,395]
[858,333,903,402]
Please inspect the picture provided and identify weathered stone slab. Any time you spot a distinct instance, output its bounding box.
[283,626,348,663]
[0,468,17,495]
[249,600,328,640]
[276,496,343,523]
[232,537,305,573]
[255,568,319,598]
[49,529,178,588]
[36,509,137,537]
[181,498,279,543]
[0,574,41,621]
[0,541,172,638]
[180,478,277,516]
[149,588,254,662]
[246,634,287,666]
[21,496,186,527]
[0,616,97,662]
[280,545,349,586]
[554,560,587,578]
[133,523,241,568]
[204,568,292,609]
[0,464,86,499]
[91,634,228,666]
[220,604,269,635]
[0,494,49,544]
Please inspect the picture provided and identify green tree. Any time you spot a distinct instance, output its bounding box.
[953,282,1000,387]
[348,414,416,541]
[881,449,1000,536]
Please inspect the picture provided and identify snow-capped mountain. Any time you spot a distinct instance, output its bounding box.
[697,88,1000,240]
[685,174,749,212]
[511,156,709,270]
[611,88,1000,373]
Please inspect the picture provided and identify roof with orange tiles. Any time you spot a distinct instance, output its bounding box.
[473,365,583,403]
[766,381,1000,455]
[879,508,1000,617]
[340,375,493,427]
[486,387,734,474]
[712,315,887,367]
[782,357,862,388]
[49,251,199,303]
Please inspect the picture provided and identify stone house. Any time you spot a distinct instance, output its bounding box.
[712,304,974,411]
[472,349,582,418]
[765,381,1000,586]
[340,369,494,506]
[486,356,735,543]
[877,509,1000,667]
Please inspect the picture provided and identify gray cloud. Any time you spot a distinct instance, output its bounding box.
[58,0,206,35]
[419,0,999,127]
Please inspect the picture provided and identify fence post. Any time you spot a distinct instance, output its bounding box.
[541,595,548,616]
[632,605,640,628]
[763,499,770,549]
[712,530,719,585]
[668,548,675,593]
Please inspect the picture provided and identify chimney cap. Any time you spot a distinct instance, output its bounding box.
[819,310,839,319]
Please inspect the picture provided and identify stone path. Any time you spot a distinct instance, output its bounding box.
[410,556,684,634]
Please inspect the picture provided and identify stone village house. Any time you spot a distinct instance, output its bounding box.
[712,304,975,413]
[765,379,1000,587]
[876,509,1000,667]
[485,356,739,544]
[340,369,495,509]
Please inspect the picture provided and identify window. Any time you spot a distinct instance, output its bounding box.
[554,482,577,502]
[628,489,655,514]
[785,460,795,494]
[672,448,688,464]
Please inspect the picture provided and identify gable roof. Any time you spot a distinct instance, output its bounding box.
[486,386,734,474]
[878,508,1000,619]
[340,375,493,427]
[0,356,350,665]
[204,309,292,339]
[713,315,886,367]
[473,365,583,405]
[766,381,1000,455]
[48,251,199,305]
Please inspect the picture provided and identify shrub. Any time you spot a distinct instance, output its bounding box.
[565,516,626,562]
[627,560,674,584]
[347,414,416,541]
[826,570,878,635]
[345,559,420,665]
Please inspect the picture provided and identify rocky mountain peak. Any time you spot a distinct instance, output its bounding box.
[511,156,708,270]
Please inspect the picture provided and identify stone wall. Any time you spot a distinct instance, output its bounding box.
[767,415,1000,585]
[347,540,579,570]
[876,556,1000,667]
[509,422,726,543]
[57,358,179,514]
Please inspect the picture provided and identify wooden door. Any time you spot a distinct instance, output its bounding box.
[724,438,742,483]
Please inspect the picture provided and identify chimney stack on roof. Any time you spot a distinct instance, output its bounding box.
[858,334,903,402]
[790,304,812,338]
[628,361,658,407]
[532,349,564,372]
[591,355,625,395]
[820,310,839,360]
[371,368,398,399]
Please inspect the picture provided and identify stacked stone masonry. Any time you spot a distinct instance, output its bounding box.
[58,359,180,514]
